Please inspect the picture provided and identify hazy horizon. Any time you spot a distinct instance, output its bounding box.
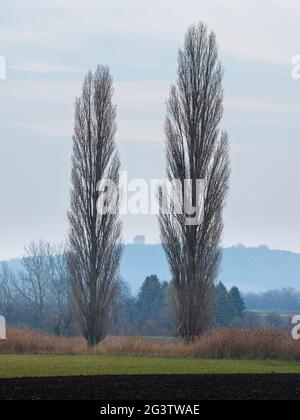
[2,242,300,264]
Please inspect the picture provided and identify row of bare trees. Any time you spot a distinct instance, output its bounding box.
[0,22,230,346]
[68,22,230,346]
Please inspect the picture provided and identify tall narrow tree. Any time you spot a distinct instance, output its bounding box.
[159,23,230,341]
[68,66,122,347]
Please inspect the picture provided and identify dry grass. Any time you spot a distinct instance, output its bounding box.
[194,328,300,361]
[1,327,300,361]
[0,328,189,357]
[0,328,85,355]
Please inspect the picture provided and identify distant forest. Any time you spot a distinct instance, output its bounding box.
[115,278,246,336]
[2,247,297,337]
[1,241,299,337]
[0,244,246,337]
[244,288,300,311]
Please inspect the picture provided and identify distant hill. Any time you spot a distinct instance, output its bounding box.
[122,244,300,294]
[219,245,300,293]
[122,245,170,293]
[2,244,300,295]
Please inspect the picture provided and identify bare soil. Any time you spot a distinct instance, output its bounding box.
[0,374,300,400]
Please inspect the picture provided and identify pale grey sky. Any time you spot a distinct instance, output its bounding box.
[0,0,300,260]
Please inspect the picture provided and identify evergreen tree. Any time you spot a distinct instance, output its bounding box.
[135,276,161,333]
[135,276,174,336]
[214,283,234,327]
[158,281,174,334]
[229,286,246,325]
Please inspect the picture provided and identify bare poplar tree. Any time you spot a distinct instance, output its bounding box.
[68,66,122,347]
[159,23,230,341]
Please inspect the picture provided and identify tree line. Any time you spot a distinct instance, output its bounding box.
[0,257,246,336]
[244,288,300,311]
[116,277,246,336]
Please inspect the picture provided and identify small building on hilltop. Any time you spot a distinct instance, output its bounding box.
[133,235,146,245]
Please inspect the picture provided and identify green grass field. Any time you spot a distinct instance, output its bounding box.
[1,355,300,379]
